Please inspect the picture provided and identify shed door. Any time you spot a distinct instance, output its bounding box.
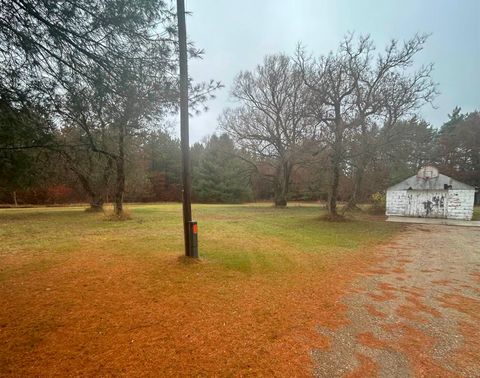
[405,190,448,218]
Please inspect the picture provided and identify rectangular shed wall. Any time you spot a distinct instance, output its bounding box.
[446,190,475,220]
[386,189,474,220]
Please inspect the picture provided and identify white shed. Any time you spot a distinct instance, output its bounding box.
[386,166,475,220]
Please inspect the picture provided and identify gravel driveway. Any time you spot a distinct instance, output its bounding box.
[312,224,480,377]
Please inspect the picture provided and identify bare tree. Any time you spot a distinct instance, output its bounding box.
[297,34,437,216]
[0,0,221,216]
[221,54,316,207]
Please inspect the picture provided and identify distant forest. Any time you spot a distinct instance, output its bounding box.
[1,1,479,214]
[2,106,479,207]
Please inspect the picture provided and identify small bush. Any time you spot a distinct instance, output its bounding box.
[368,192,386,214]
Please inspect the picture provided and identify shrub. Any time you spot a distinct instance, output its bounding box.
[369,192,386,214]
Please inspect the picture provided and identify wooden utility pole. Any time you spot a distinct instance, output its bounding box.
[177,0,198,258]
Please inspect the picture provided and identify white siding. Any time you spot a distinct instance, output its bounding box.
[386,189,475,220]
[446,190,475,220]
[386,190,409,216]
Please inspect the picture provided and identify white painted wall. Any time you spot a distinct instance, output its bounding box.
[446,190,475,220]
[386,190,409,216]
[386,189,474,220]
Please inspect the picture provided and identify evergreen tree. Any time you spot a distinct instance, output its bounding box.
[193,134,252,203]
[439,107,466,135]
[0,90,55,204]
[436,110,480,187]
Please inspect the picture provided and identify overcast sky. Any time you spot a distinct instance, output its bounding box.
[180,0,480,142]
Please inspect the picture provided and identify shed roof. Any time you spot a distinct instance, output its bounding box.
[387,173,475,191]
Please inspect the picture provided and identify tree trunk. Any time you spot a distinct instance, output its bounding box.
[328,117,342,217]
[274,161,291,207]
[12,191,18,207]
[345,123,370,213]
[274,191,287,207]
[62,151,109,212]
[88,196,104,212]
[344,167,364,212]
[100,157,113,211]
[70,167,105,212]
[328,158,340,216]
[114,123,126,216]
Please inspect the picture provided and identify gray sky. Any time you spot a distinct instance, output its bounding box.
[182,0,480,142]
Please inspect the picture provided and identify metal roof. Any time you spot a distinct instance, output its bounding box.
[387,173,475,191]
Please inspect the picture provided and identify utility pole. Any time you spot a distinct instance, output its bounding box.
[177,0,198,258]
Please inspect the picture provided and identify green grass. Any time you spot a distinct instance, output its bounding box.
[473,206,480,221]
[0,203,404,376]
[0,203,401,277]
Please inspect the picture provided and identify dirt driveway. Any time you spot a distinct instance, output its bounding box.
[312,224,480,377]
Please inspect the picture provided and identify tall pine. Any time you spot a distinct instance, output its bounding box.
[194,134,252,203]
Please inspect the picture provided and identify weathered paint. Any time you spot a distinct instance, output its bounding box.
[386,168,475,221]
[386,189,475,220]
[406,190,446,218]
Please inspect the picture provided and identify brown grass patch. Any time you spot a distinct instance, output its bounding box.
[0,242,386,376]
[471,271,480,284]
[405,295,441,318]
[319,213,348,222]
[364,304,387,318]
[438,293,480,320]
[396,258,413,263]
[344,353,377,378]
[420,268,442,273]
[453,320,480,372]
[396,304,428,323]
[417,228,433,233]
[380,322,458,377]
[103,208,133,221]
[368,292,396,302]
[378,282,397,292]
[365,268,391,275]
[399,286,425,297]
[356,331,389,349]
[368,283,397,302]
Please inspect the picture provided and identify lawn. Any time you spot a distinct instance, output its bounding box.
[0,203,402,376]
[473,206,480,221]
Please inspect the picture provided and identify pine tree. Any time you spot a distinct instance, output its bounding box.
[193,134,252,203]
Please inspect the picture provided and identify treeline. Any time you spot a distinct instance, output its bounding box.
[1,2,478,216]
[0,0,220,216]
[0,129,253,206]
[1,108,478,209]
